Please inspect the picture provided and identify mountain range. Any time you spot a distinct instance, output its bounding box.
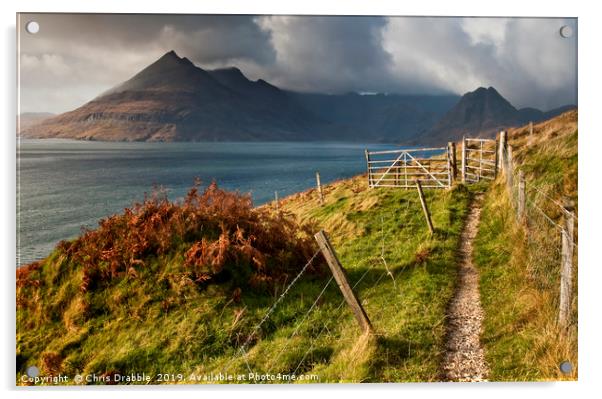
[21,50,575,144]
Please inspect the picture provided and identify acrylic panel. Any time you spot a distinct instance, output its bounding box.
[16,13,578,385]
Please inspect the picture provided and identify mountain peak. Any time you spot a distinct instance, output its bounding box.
[428,86,520,140]
[164,49,178,58]
[469,86,501,97]
[152,50,194,69]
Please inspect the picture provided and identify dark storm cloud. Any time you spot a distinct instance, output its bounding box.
[18,14,577,113]
[253,16,395,94]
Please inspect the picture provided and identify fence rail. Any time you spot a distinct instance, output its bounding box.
[365,147,451,188]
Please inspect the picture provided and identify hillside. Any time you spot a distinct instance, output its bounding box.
[16,111,577,384]
[18,112,55,131]
[427,87,575,143]
[288,91,459,143]
[473,110,578,380]
[17,173,473,384]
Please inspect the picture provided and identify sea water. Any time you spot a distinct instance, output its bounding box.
[17,139,397,266]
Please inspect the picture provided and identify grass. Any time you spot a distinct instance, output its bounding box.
[473,110,578,381]
[17,172,472,384]
[17,110,578,384]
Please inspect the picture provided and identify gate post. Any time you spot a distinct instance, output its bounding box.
[448,142,457,184]
[461,136,467,183]
[498,131,507,174]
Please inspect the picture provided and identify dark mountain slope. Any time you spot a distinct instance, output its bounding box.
[426,87,576,143]
[22,51,324,142]
[289,92,459,143]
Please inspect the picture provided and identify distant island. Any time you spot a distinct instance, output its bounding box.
[20,50,575,145]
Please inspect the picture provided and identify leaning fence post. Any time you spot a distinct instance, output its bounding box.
[316,171,324,205]
[517,171,526,221]
[558,203,575,329]
[314,230,373,334]
[461,137,467,183]
[365,149,372,188]
[415,180,435,235]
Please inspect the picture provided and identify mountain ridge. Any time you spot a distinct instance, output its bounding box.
[21,50,575,144]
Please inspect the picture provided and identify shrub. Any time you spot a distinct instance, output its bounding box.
[21,180,321,298]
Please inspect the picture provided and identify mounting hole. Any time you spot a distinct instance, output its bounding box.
[559,360,573,374]
[559,25,573,38]
[26,365,40,378]
[25,21,40,34]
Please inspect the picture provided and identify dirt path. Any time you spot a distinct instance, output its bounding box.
[442,194,489,382]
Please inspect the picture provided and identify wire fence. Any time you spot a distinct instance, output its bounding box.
[501,142,577,328]
[214,201,414,382]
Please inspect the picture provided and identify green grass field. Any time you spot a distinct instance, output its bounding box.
[16,111,578,384]
[17,172,472,384]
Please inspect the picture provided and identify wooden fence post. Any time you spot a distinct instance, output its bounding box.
[274,191,279,210]
[446,143,452,187]
[461,137,467,183]
[415,180,435,235]
[558,204,575,329]
[448,142,457,184]
[506,145,514,190]
[517,171,526,220]
[316,171,324,205]
[494,134,499,179]
[365,149,372,188]
[498,131,507,173]
[314,230,373,334]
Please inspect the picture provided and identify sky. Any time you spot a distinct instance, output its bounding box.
[18,14,577,114]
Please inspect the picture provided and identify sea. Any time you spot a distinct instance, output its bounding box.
[17,139,398,266]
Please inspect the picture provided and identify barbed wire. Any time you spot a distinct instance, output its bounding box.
[290,208,410,374]
[222,248,322,375]
[290,257,384,377]
[264,274,335,374]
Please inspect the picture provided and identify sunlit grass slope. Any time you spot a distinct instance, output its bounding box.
[17,168,472,384]
[473,110,578,381]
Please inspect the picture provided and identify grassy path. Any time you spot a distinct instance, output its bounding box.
[442,193,489,381]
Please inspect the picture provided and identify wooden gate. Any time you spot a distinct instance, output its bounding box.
[461,137,498,183]
[365,147,451,189]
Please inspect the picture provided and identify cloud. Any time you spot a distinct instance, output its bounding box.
[18,13,577,113]
[382,17,577,109]
[157,16,275,65]
[254,16,395,94]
